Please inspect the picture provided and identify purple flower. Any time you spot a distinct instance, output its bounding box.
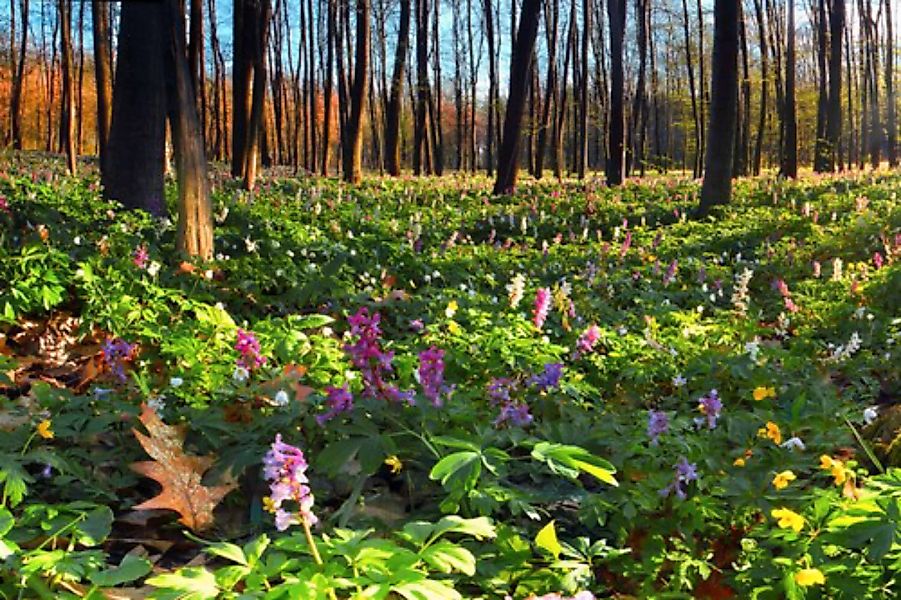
[235,329,266,370]
[533,288,552,330]
[316,385,354,425]
[263,434,317,529]
[487,378,515,404]
[663,259,678,287]
[494,401,533,428]
[102,338,134,383]
[659,456,698,500]
[418,346,453,406]
[343,307,413,404]
[575,324,602,355]
[529,363,563,392]
[695,389,722,430]
[873,252,884,269]
[133,245,149,269]
[647,410,669,445]
[620,230,632,259]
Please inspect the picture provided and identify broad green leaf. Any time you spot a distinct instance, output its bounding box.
[0,508,13,537]
[204,541,247,565]
[75,506,114,547]
[430,516,496,541]
[393,578,462,600]
[146,567,220,599]
[419,541,476,575]
[535,521,562,558]
[429,451,480,486]
[89,554,152,587]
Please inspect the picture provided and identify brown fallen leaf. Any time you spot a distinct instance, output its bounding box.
[130,404,237,531]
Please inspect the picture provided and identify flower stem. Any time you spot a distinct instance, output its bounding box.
[302,518,338,600]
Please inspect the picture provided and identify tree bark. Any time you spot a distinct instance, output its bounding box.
[59,0,77,174]
[698,0,738,214]
[92,0,112,166]
[825,0,844,171]
[10,0,27,150]
[103,1,167,216]
[606,0,625,186]
[385,0,411,175]
[885,0,896,166]
[781,0,797,178]
[752,0,766,175]
[343,0,370,183]
[242,0,271,190]
[492,0,541,194]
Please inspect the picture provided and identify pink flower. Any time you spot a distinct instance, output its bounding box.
[873,252,884,269]
[575,324,601,355]
[533,288,551,330]
[133,245,149,269]
[235,329,266,370]
[418,346,453,406]
[263,434,317,529]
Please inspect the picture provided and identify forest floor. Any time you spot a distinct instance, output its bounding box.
[0,154,899,599]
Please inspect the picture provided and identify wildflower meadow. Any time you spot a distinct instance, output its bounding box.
[0,162,899,598]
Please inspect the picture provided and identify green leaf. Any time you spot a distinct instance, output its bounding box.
[75,506,113,547]
[89,554,152,587]
[213,565,251,590]
[430,516,496,541]
[429,451,480,487]
[291,314,335,329]
[419,541,476,575]
[204,541,247,565]
[393,578,462,600]
[146,567,220,599]
[0,507,13,537]
[535,520,562,559]
[243,533,270,566]
[531,442,618,487]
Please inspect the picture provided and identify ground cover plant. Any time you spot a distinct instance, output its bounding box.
[0,159,899,598]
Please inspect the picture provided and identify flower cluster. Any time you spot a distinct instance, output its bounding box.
[263,434,317,531]
[533,288,551,330]
[731,268,754,315]
[774,278,799,313]
[235,329,266,370]
[659,457,698,499]
[102,337,134,383]
[575,324,601,356]
[418,346,453,406]
[344,308,413,404]
[662,259,678,287]
[827,331,862,362]
[316,385,354,425]
[695,389,722,429]
[507,273,526,308]
[529,363,563,392]
[646,410,669,445]
[133,245,149,269]
[487,378,532,428]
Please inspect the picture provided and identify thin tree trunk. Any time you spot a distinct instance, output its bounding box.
[242,0,271,190]
[606,0,625,185]
[535,0,558,178]
[781,0,797,178]
[385,0,411,175]
[59,0,77,174]
[10,0,28,150]
[826,0,844,171]
[681,0,701,177]
[885,0,896,165]
[698,0,738,214]
[752,0,767,175]
[343,0,370,183]
[492,0,541,194]
[322,0,335,174]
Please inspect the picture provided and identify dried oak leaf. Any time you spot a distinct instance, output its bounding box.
[130,404,236,531]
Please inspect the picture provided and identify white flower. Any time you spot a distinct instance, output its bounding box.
[233,366,249,382]
[617,326,628,336]
[204,269,214,280]
[863,406,879,425]
[273,390,290,407]
[731,268,754,316]
[507,273,526,308]
[169,377,184,388]
[745,338,761,362]
[147,261,162,277]
[672,375,687,387]
[780,437,806,451]
[147,395,167,412]
[74,236,82,245]
[245,237,258,252]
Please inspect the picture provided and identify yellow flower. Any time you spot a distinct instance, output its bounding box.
[733,457,746,467]
[820,455,847,485]
[262,496,277,514]
[445,300,458,318]
[36,420,54,440]
[772,470,797,490]
[771,507,806,532]
[645,254,657,263]
[384,455,403,475]
[753,386,777,401]
[795,568,826,587]
[757,421,782,445]
[447,320,461,336]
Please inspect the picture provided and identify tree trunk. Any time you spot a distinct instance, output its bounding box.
[188,0,206,142]
[343,0,370,183]
[414,0,429,174]
[535,0,558,178]
[492,0,541,194]
[781,0,797,178]
[825,0,844,171]
[385,0,411,175]
[10,0,27,150]
[242,0,271,190]
[698,0,738,214]
[232,0,253,176]
[606,0,625,186]
[577,0,590,178]
[163,0,213,259]
[680,0,701,177]
[752,0,766,174]
[813,0,829,172]
[885,0,896,166]
[92,0,112,166]
[59,0,77,174]
[103,1,167,216]
[322,0,336,174]
[484,0,497,173]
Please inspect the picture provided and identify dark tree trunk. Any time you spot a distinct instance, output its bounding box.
[577,0,590,178]
[752,0,766,175]
[163,0,213,259]
[343,0,370,183]
[92,0,112,166]
[781,0,797,178]
[492,0,541,194]
[535,0,558,178]
[385,0,411,175]
[484,0,497,173]
[606,0,626,186]
[885,0,896,166]
[103,2,167,216]
[10,0,28,150]
[431,0,443,175]
[814,0,830,172]
[698,0,738,214]
[242,0,271,190]
[825,0,844,171]
[59,0,77,174]
[188,0,206,141]
[414,0,430,174]
[322,0,335,174]
[231,0,253,176]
